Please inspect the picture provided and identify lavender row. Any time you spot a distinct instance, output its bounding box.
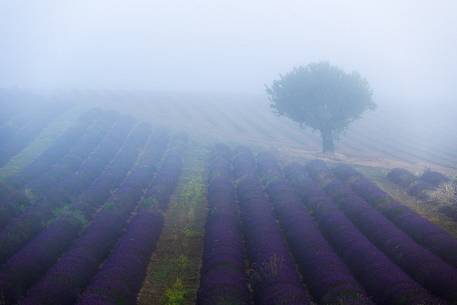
[0,115,123,263]
[140,134,185,211]
[21,129,166,305]
[0,124,153,304]
[27,111,118,198]
[73,126,165,217]
[387,167,450,200]
[324,178,457,303]
[257,156,373,305]
[0,183,29,230]
[76,136,184,305]
[10,109,102,187]
[256,152,282,185]
[56,115,135,199]
[296,163,445,305]
[232,146,256,179]
[76,211,163,305]
[333,164,457,269]
[386,168,417,188]
[0,104,66,166]
[207,143,233,182]
[197,145,250,305]
[234,149,312,305]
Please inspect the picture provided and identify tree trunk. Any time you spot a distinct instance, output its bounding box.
[320,129,335,153]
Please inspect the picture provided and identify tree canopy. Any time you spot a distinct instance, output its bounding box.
[266,62,375,153]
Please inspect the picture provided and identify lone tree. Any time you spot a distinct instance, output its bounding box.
[266,62,375,153]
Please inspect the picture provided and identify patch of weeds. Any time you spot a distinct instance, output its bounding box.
[183,226,200,238]
[152,259,179,284]
[142,196,160,209]
[181,176,205,206]
[164,278,187,305]
[50,205,88,226]
[104,201,115,210]
[176,255,189,272]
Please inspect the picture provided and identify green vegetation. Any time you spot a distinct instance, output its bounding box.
[138,141,208,305]
[164,278,186,305]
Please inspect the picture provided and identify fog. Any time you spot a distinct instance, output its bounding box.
[1,0,457,103]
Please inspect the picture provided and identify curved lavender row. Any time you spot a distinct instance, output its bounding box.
[0,184,29,230]
[0,124,152,304]
[333,164,457,268]
[9,109,102,187]
[232,146,256,179]
[300,165,445,305]
[140,134,185,211]
[256,152,282,186]
[408,180,435,199]
[325,179,457,303]
[76,211,164,305]
[197,145,250,305]
[0,215,83,304]
[305,159,334,185]
[0,115,122,263]
[386,167,449,199]
[257,159,373,305]
[0,105,66,166]
[386,168,417,188]
[236,175,313,305]
[1,109,101,227]
[28,111,118,198]
[21,129,167,305]
[235,148,312,305]
[284,163,317,200]
[0,110,101,230]
[72,125,161,216]
[57,116,135,199]
[77,137,183,305]
[420,170,449,187]
[0,115,119,262]
[207,144,232,182]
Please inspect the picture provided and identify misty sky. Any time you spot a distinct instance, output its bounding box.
[1,0,456,102]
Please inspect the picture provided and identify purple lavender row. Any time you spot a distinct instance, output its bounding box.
[388,168,449,189]
[0,114,122,263]
[386,168,417,188]
[73,127,167,216]
[324,179,457,303]
[0,124,152,304]
[256,156,373,305]
[420,170,450,187]
[234,149,312,305]
[140,134,185,211]
[0,104,67,166]
[0,183,29,230]
[76,211,163,305]
[76,136,183,305]
[387,167,450,199]
[197,144,250,305]
[9,109,102,188]
[232,146,256,179]
[256,152,283,185]
[301,162,446,305]
[21,128,167,305]
[56,115,135,200]
[207,143,232,182]
[333,164,457,269]
[27,111,118,198]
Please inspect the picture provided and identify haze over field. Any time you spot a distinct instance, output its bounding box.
[1,1,457,102]
[3,3,457,305]
[1,1,457,172]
